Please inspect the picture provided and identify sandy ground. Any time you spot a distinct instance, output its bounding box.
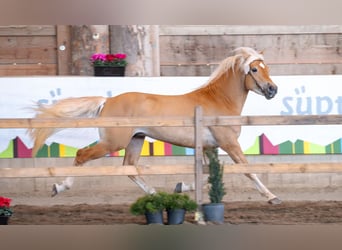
[6,200,342,225]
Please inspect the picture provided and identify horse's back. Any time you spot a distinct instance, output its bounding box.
[101,91,196,117]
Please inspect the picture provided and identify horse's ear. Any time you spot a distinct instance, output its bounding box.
[259,49,265,55]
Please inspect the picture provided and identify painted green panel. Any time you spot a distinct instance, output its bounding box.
[244,137,260,155]
[0,140,14,158]
[36,145,48,157]
[330,139,342,154]
[50,142,60,157]
[294,140,304,154]
[172,145,186,155]
[307,143,326,154]
[279,141,294,154]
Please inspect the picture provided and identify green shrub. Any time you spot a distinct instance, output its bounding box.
[164,193,197,212]
[205,148,226,203]
[130,192,167,215]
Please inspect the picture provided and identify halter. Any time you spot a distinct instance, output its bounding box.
[245,58,264,92]
[243,54,264,74]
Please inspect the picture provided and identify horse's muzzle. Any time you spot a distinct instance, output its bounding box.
[265,83,277,100]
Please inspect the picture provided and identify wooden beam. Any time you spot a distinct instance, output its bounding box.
[56,25,72,75]
[222,163,342,174]
[1,162,342,178]
[194,106,203,205]
[1,115,342,129]
[0,25,56,36]
[159,25,342,36]
[0,165,195,178]
[0,64,56,76]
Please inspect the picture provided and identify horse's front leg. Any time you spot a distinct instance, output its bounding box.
[51,143,109,197]
[224,143,281,204]
[211,128,281,205]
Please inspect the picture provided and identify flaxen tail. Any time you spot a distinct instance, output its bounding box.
[29,96,107,156]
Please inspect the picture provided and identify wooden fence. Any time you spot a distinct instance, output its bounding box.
[1,107,342,204]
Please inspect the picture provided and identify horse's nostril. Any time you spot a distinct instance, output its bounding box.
[268,84,277,94]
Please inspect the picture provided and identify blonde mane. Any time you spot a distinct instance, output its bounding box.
[204,47,264,86]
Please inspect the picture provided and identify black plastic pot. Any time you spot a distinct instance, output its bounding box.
[202,203,224,224]
[94,66,125,76]
[144,210,164,224]
[167,208,186,225]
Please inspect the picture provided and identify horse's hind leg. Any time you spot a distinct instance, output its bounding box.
[124,134,156,194]
[51,142,110,197]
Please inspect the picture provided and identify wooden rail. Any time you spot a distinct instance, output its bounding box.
[1,163,342,178]
[1,113,342,178]
[1,111,342,207]
[1,114,342,128]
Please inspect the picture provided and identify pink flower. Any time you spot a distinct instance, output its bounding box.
[0,196,11,207]
[91,53,106,62]
[114,53,126,60]
[105,54,116,62]
[90,53,127,66]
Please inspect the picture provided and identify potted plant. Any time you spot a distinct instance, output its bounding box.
[130,192,167,224]
[202,148,226,224]
[0,196,13,225]
[90,53,128,76]
[164,193,197,225]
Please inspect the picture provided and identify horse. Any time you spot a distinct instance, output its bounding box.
[30,47,281,205]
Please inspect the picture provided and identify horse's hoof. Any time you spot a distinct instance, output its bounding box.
[174,182,183,193]
[51,184,58,197]
[268,197,282,205]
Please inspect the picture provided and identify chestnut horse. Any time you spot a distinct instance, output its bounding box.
[30,47,281,204]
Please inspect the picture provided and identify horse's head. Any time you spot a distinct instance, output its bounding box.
[241,50,277,100]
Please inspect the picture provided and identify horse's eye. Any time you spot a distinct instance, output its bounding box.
[251,67,258,73]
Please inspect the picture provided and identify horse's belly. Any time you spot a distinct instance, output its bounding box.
[136,127,218,148]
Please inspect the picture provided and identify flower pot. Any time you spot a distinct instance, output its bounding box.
[144,210,164,225]
[0,216,9,225]
[94,66,125,77]
[202,203,224,224]
[167,208,186,225]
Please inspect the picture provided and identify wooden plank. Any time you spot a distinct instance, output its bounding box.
[1,115,342,129]
[1,162,342,178]
[0,117,195,128]
[56,25,72,75]
[160,25,342,36]
[194,106,203,205]
[0,36,57,64]
[0,165,195,178]
[0,25,56,36]
[161,63,342,76]
[160,34,342,65]
[0,64,56,76]
[222,163,342,174]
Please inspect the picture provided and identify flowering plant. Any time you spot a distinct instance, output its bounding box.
[90,53,128,67]
[0,196,13,217]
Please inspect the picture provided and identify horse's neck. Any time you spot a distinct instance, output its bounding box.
[199,72,248,115]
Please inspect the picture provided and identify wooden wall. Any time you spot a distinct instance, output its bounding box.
[159,25,342,76]
[0,25,71,76]
[0,25,341,76]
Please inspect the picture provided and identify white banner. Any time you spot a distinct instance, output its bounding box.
[0,75,342,153]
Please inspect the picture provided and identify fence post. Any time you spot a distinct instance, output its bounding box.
[194,106,205,223]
